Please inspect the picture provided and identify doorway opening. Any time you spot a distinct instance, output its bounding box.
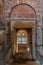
[13,28,33,60]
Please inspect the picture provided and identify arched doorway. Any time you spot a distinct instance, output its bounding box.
[17,29,28,53]
[12,21,35,60]
[9,3,36,60]
[16,29,33,59]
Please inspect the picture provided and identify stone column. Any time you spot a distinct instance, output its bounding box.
[42,0,43,48]
[32,22,36,59]
[37,0,42,50]
[5,20,11,56]
[13,28,17,55]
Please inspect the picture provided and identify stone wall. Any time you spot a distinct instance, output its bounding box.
[5,0,40,16]
[4,0,43,49]
[0,0,43,65]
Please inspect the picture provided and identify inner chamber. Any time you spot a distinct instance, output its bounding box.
[14,28,32,59]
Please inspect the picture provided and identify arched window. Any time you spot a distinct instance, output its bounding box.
[17,30,28,44]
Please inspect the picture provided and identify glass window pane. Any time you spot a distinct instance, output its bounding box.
[17,38,21,44]
[22,38,27,44]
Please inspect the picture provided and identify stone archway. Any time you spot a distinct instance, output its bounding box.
[9,3,36,32]
[9,3,36,19]
[6,3,37,60]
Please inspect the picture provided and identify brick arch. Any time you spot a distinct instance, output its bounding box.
[9,3,36,18]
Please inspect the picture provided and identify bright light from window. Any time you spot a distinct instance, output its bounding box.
[22,38,27,43]
[17,38,21,44]
[17,38,27,44]
[22,32,25,36]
